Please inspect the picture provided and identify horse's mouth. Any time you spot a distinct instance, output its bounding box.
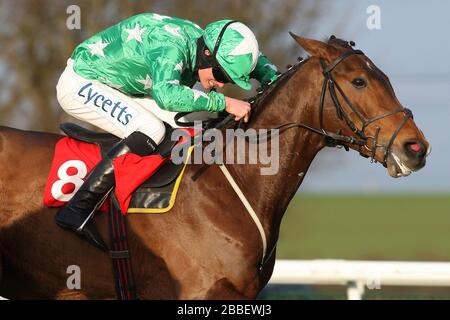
[386,153,413,178]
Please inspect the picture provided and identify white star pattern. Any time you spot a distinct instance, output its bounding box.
[152,13,170,21]
[228,23,259,68]
[124,24,147,43]
[87,40,109,57]
[192,89,209,102]
[137,74,152,90]
[167,80,180,85]
[164,25,181,37]
[174,61,184,72]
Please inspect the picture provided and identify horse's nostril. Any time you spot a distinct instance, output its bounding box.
[405,141,425,158]
[409,143,421,153]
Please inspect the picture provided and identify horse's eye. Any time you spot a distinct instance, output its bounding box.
[352,78,366,88]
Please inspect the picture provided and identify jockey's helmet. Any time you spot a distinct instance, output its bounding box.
[196,20,259,91]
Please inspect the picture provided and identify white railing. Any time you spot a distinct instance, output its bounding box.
[2,259,449,300]
[269,259,450,300]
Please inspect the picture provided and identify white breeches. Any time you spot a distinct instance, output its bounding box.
[56,59,166,144]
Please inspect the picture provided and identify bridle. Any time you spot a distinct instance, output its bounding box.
[244,48,414,165]
[193,47,415,177]
[317,49,413,163]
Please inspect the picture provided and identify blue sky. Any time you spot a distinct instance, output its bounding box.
[295,0,450,193]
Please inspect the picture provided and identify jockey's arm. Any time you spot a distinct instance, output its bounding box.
[149,50,226,113]
[250,52,279,88]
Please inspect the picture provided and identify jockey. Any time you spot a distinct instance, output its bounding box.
[54,13,279,250]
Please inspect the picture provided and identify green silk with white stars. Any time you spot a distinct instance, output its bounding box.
[71,13,277,112]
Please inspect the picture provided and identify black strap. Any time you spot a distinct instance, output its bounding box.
[212,20,237,57]
[174,112,196,127]
[108,195,137,300]
[383,108,413,163]
[322,49,364,74]
[174,111,234,130]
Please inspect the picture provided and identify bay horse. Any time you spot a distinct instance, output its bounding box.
[0,35,429,299]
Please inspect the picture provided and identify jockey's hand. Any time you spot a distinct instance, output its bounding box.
[225,97,251,123]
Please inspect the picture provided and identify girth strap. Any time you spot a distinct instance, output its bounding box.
[108,196,137,300]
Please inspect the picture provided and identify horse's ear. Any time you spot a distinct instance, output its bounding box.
[289,32,338,63]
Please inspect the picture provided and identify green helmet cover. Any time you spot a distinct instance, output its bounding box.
[203,20,259,90]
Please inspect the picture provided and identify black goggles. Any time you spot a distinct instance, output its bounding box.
[212,66,233,84]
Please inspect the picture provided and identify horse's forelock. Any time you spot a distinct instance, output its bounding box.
[327,35,353,50]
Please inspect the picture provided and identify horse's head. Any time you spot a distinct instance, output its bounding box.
[290,33,430,178]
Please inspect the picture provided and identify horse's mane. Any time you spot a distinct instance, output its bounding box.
[249,56,308,115]
[326,35,355,49]
[241,35,356,123]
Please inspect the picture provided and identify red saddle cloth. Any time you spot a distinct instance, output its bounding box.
[43,129,195,214]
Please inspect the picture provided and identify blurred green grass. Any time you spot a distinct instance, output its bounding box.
[277,194,450,261]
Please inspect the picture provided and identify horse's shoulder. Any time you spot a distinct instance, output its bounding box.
[0,126,14,153]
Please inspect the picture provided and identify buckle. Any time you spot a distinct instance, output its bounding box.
[110,250,130,259]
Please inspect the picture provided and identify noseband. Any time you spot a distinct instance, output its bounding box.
[317,49,413,163]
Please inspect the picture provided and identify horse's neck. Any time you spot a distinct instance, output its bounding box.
[227,61,325,240]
